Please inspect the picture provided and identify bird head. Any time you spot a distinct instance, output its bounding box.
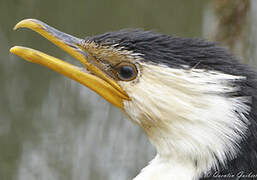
[10,19,253,176]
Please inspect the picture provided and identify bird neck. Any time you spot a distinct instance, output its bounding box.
[121,64,251,178]
[133,155,198,180]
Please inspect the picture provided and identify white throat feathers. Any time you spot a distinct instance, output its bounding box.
[119,63,251,180]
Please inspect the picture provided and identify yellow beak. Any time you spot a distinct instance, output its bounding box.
[10,19,130,109]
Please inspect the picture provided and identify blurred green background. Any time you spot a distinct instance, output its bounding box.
[0,0,214,180]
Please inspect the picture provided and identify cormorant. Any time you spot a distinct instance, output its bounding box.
[10,19,257,180]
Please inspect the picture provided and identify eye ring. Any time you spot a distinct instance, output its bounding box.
[115,62,138,81]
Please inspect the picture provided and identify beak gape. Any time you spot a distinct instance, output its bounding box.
[10,19,130,109]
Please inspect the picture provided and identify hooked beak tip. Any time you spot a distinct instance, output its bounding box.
[9,46,15,53]
[13,19,45,31]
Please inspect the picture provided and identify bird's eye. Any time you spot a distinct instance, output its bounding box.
[115,62,138,81]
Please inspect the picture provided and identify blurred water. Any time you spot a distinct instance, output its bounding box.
[0,0,208,180]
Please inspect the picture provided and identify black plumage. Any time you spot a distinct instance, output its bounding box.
[88,29,257,179]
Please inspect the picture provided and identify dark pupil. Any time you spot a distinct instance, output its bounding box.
[118,65,135,80]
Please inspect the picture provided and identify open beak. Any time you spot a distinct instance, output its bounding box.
[10,19,130,109]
